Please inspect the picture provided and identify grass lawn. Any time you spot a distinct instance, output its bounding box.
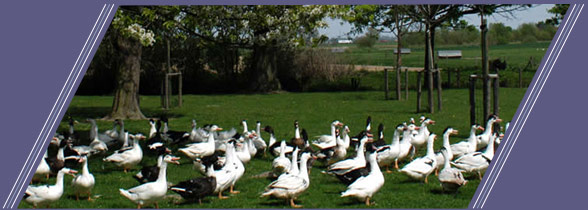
[20,88,527,209]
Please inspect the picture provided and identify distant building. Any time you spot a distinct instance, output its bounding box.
[338,40,353,44]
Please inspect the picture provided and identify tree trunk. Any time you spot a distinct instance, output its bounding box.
[249,44,281,92]
[481,15,490,122]
[104,35,146,120]
[395,8,402,101]
[425,23,434,113]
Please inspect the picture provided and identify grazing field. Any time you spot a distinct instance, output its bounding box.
[330,42,550,69]
[20,89,526,209]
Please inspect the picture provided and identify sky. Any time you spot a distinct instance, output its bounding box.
[319,4,555,39]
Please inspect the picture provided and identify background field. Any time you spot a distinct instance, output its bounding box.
[305,42,547,92]
[20,88,525,209]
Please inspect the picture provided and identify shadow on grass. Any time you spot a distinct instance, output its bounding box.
[258,199,291,207]
[65,106,185,121]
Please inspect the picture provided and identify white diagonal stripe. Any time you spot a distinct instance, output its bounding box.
[473,4,583,209]
[4,4,115,208]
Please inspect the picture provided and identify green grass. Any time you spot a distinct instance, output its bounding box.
[20,89,527,209]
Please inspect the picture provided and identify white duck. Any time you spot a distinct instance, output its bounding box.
[236,135,252,164]
[496,122,509,145]
[103,135,144,173]
[326,133,371,176]
[245,132,258,158]
[281,146,300,178]
[438,147,467,193]
[341,145,384,206]
[71,156,95,201]
[451,124,484,158]
[24,168,77,208]
[33,151,51,181]
[119,154,178,209]
[341,125,351,150]
[272,141,291,176]
[400,134,438,183]
[434,128,459,175]
[397,123,418,162]
[210,139,245,199]
[103,120,120,140]
[477,115,502,150]
[411,118,435,152]
[312,120,344,149]
[179,125,222,160]
[376,124,404,172]
[452,132,497,180]
[261,151,314,208]
[252,121,267,151]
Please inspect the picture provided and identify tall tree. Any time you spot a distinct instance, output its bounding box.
[545,4,570,26]
[104,7,157,120]
[169,5,336,92]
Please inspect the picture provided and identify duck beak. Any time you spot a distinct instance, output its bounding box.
[165,147,172,154]
[478,127,485,131]
[429,120,436,125]
[171,157,181,165]
[495,119,503,123]
[414,127,420,130]
[452,130,459,135]
[68,170,78,177]
[217,127,224,131]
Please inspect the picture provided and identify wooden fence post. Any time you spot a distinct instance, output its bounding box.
[469,75,477,126]
[492,75,499,116]
[178,73,183,107]
[417,71,422,113]
[436,69,442,111]
[405,68,409,100]
[384,68,389,100]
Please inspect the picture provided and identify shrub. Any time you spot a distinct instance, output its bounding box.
[291,49,354,91]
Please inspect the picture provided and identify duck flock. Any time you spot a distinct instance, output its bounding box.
[25,115,507,208]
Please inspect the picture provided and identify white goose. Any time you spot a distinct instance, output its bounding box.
[71,156,95,201]
[210,140,245,199]
[326,133,371,176]
[33,151,51,181]
[103,135,144,173]
[341,145,384,206]
[397,123,418,162]
[281,146,300,178]
[452,132,497,180]
[236,134,253,164]
[434,128,459,175]
[119,155,178,209]
[312,120,344,149]
[376,124,404,172]
[341,125,351,150]
[261,151,314,208]
[148,119,157,138]
[400,134,438,183]
[252,121,267,152]
[179,125,222,160]
[272,141,291,176]
[477,115,502,150]
[438,147,467,193]
[411,118,435,152]
[451,124,484,158]
[24,168,77,208]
